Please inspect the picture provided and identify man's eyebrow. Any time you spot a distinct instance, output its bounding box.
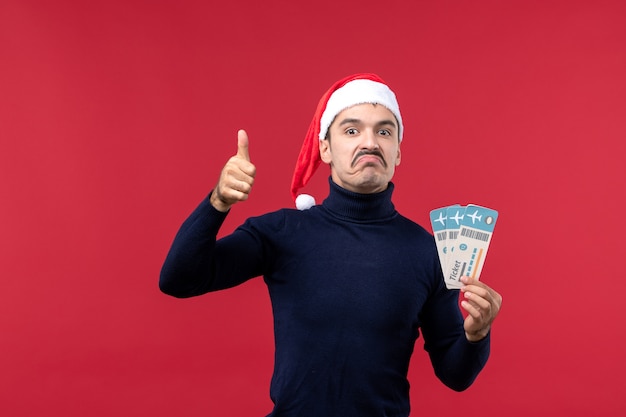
[377,119,397,129]
[338,118,363,126]
[337,118,397,128]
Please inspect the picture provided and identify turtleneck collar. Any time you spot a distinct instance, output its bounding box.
[321,178,397,222]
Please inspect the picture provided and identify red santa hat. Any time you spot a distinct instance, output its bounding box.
[290,73,403,210]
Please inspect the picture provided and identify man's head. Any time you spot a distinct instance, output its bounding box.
[291,73,403,209]
[320,103,401,195]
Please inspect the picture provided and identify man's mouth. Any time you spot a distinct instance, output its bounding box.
[352,151,387,168]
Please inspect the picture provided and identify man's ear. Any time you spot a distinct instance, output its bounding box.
[395,146,401,166]
[319,139,331,164]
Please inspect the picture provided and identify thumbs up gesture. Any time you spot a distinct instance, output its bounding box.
[210,130,257,212]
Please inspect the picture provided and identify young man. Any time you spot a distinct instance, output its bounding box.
[160,73,502,417]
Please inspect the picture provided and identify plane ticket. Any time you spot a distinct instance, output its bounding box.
[430,204,499,290]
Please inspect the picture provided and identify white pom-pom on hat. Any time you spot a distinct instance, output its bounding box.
[295,194,316,210]
[290,73,402,209]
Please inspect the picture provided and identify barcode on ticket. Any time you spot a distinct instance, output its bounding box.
[460,228,490,242]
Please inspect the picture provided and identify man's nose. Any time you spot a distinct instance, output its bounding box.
[360,129,379,149]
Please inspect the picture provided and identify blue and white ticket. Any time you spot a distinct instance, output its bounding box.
[430,204,499,290]
[430,204,461,276]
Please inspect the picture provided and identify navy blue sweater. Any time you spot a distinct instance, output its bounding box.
[160,180,489,417]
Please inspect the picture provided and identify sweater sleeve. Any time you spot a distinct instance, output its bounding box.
[159,192,266,298]
[419,275,491,391]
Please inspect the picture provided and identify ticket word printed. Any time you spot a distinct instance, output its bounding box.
[430,204,499,290]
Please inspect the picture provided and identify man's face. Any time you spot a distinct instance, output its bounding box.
[320,103,401,194]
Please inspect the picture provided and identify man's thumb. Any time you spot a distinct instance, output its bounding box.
[236,129,250,161]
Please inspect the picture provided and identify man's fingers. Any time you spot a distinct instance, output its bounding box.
[236,129,250,161]
[210,129,255,212]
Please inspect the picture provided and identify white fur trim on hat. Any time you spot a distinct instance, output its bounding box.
[318,79,403,142]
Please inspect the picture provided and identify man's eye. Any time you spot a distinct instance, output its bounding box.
[379,129,391,136]
[346,128,358,135]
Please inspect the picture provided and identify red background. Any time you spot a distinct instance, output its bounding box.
[1,1,625,415]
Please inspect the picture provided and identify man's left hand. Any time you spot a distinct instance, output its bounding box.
[460,276,502,342]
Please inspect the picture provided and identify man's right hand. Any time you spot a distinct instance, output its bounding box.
[210,129,256,212]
